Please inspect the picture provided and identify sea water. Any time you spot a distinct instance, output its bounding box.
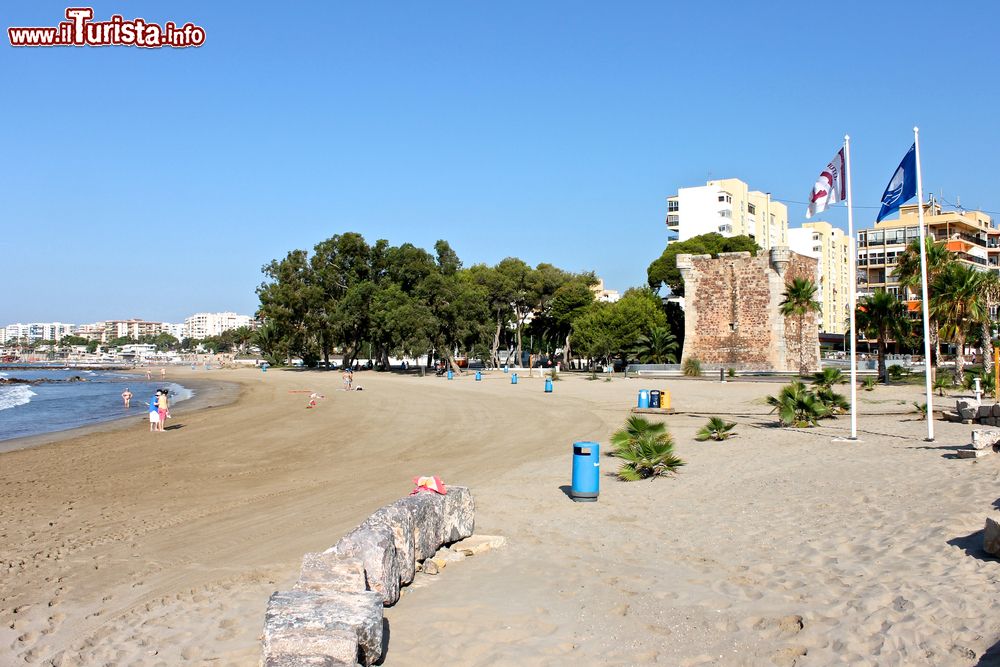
[0,368,193,442]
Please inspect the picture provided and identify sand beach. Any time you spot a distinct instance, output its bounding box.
[2,367,999,666]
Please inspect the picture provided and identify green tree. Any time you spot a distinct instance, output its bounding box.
[893,236,954,367]
[572,289,668,367]
[548,278,596,366]
[779,277,821,376]
[856,291,911,382]
[931,262,988,385]
[647,233,759,296]
[633,325,679,363]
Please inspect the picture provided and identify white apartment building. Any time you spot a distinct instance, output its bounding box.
[589,279,621,304]
[162,322,187,340]
[666,178,788,250]
[2,322,76,343]
[184,312,253,339]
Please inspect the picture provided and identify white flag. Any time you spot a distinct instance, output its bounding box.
[807,147,846,218]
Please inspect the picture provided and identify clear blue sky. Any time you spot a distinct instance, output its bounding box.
[4,1,1000,324]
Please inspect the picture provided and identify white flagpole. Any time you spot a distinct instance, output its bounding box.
[845,135,858,440]
[914,126,934,441]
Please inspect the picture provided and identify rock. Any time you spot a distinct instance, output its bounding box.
[432,546,466,565]
[361,503,416,586]
[263,589,383,666]
[956,448,991,458]
[972,429,1000,450]
[328,524,400,606]
[422,559,439,575]
[977,405,992,420]
[393,493,447,562]
[294,553,366,594]
[452,534,508,556]
[442,486,476,543]
[264,654,355,667]
[992,404,1000,417]
[957,401,977,420]
[985,517,1000,556]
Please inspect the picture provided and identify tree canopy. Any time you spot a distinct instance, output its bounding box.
[647,233,760,296]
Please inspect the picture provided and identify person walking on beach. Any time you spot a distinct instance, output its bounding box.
[156,389,169,431]
[121,388,133,408]
[342,367,353,391]
[149,393,160,432]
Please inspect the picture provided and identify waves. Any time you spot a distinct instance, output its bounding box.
[0,385,37,411]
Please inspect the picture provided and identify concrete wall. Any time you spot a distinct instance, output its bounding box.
[677,247,820,372]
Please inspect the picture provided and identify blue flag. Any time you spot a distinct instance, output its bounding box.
[876,144,917,222]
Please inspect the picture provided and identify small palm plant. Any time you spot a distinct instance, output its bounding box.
[815,386,850,416]
[913,402,928,418]
[862,377,878,392]
[766,381,831,427]
[695,417,737,441]
[812,367,845,389]
[682,357,702,377]
[609,416,685,481]
[932,373,953,396]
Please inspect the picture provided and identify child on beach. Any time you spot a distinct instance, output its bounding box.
[149,394,160,432]
[122,388,133,408]
[156,389,169,431]
[342,368,353,391]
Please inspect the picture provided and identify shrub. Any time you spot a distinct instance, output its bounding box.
[765,381,831,427]
[862,377,878,391]
[933,373,953,396]
[814,386,849,416]
[727,368,736,378]
[811,368,845,389]
[888,365,907,381]
[912,402,927,418]
[695,417,737,441]
[682,357,702,377]
[609,416,685,481]
[549,367,560,381]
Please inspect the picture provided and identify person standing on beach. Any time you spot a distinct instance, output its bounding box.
[342,367,353,391]
[160,368,166,380]
[121,388,133,408]
[149,394,160,432]
[157,389,169,431]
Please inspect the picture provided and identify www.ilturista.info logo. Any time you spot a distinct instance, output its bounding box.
[8,8,205,48]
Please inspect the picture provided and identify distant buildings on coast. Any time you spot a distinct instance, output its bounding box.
[0,311,255,345]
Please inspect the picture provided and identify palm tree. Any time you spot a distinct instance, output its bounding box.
[931,262,988,385]
[855,291,911,382]
[932,372,953,396]
[609,416,685,480]
[779,278,821,375]
[978,272,1000,375]
[811,367,845,389]
[695,417,737,441]
[814,386,849,415]
[765,380,830,427]
[633,326,679,364]
[893,236,954,369]
[231,325,255,355]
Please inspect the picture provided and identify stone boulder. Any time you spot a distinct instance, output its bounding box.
[985,517,1000,556]
[327,524,400,606]
[264,653,356,667]
[294,553,366,595]
[263,589,383,666]
[957,401,977,421]
[361,503,416,586]
[442,486,476,544]
[393,493,447,562]
[972,429,1000,451]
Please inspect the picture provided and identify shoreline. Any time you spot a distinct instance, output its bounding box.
[0,371,242,454]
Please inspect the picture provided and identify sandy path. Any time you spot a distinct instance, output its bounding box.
[2,369,1000,666]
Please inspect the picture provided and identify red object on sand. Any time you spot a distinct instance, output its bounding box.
[410,476,447,495]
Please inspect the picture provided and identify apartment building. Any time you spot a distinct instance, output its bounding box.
[857,202,998,304]
[788,221,853,334]
[589,279,621,304]
[72,320,166,343]
[666,178,789,250]
[184,312,253,339]
[1,322,76,343]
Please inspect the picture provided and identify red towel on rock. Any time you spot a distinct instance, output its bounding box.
[410,476,447,495]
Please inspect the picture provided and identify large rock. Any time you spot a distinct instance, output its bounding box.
[442,486,476,543]
[327,524,400,606]
[361,503,416,586]
[263,589,383,666]
[985,517,1000,556]
[972,429,1000,451]
[393,493,447,561]
[452,534,507,556]
[991,404,1000,418]
[957,401,977,420]
[264,653,356,667]
[294,553,366,594]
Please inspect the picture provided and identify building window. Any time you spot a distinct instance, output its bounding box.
[813,246,821,253]
[667,200,679,212]
[667,215,679,225]
[748,203,756,215]
[718,194,732,203]
[719,209,732,218]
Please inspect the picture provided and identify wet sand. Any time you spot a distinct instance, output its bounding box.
[1,368,998,666]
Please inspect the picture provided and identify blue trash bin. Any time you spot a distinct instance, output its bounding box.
[475,371,482,381]
[503,365,509,374]
[637,389,650,409]
[511,373,518,385]
[544,377,553,393]
[447,369,454,380]
[571,442,600,501]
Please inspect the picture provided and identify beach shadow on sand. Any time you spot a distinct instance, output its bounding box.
[164,424,186,431]
[977,639,1000,666]
[947,530,1000,562]
[375,619,390,665]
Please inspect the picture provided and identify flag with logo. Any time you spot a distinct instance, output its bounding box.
[806,147,846,218]
[876,144,917,222]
